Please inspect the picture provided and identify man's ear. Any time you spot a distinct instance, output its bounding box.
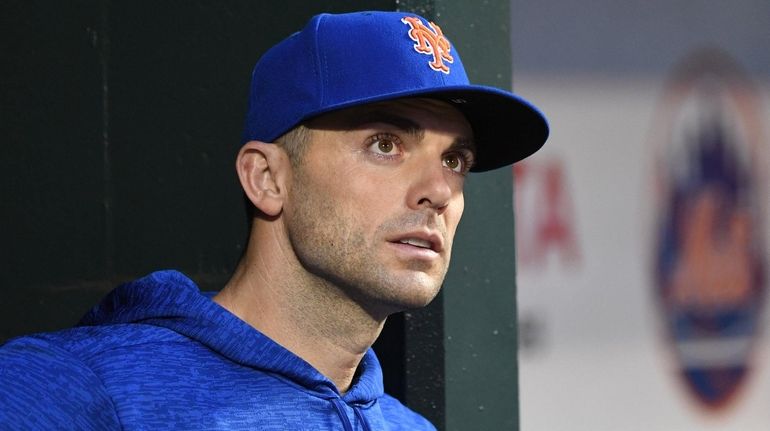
[236,141,290,217]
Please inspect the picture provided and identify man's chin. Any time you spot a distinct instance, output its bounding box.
[381,272,444,310]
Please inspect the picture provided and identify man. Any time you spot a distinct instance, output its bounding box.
[0,11,547,430]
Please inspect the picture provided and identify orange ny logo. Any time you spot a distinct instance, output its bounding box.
[401,16,454,74]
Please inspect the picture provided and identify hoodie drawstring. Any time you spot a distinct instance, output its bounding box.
[332,399,354,431]
[354,405,373,431]
[331,399,372,431]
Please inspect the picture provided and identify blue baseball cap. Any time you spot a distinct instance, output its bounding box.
[242,11,548,171]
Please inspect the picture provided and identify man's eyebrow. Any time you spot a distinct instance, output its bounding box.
[346,111,425,141]
[449,137,477,156]
[339,109,476,156]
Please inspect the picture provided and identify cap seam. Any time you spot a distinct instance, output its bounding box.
[314,14,326,108]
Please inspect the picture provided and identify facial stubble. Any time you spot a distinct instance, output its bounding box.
[284,167,451,316]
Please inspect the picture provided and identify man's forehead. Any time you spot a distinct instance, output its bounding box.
[307,98,474,141]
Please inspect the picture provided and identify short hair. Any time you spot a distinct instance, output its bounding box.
[274,124,311,167]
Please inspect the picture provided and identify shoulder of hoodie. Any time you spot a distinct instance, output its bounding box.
[4,321,186,360]
[0,324,189,428]
[1,324,187,384]
[0,326,167,429]
[0,323,191,392]
[377,393,438,430]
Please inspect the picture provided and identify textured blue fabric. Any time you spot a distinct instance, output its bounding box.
[0,270,435,430]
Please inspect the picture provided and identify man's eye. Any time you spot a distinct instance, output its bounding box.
[367,134,401,156]
[377,140,394,153]
[443,153,469,173]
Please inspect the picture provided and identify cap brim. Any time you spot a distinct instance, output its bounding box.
[424,86,549,172]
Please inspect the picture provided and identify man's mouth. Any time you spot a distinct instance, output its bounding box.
[388,231,444,254]
[397,238,433,249]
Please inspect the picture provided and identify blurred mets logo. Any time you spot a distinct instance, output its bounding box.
[401,16,453,74]
[651,48,767,411]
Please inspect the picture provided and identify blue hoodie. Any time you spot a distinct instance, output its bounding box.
[0,270,435,430]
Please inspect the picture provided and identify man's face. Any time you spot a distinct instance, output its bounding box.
[282,98,474,316]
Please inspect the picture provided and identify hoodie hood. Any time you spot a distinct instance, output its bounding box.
[79,270,384,405]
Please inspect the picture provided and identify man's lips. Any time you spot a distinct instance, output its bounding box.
[387,231,444,254]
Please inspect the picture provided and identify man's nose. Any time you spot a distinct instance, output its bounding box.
[406,160,453,213]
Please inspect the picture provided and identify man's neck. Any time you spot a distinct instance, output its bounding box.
[213,234,385,393]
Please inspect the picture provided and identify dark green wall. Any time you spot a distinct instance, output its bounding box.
[421,2,520,429]
[0,0,392,338]
[1,1,520,429]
